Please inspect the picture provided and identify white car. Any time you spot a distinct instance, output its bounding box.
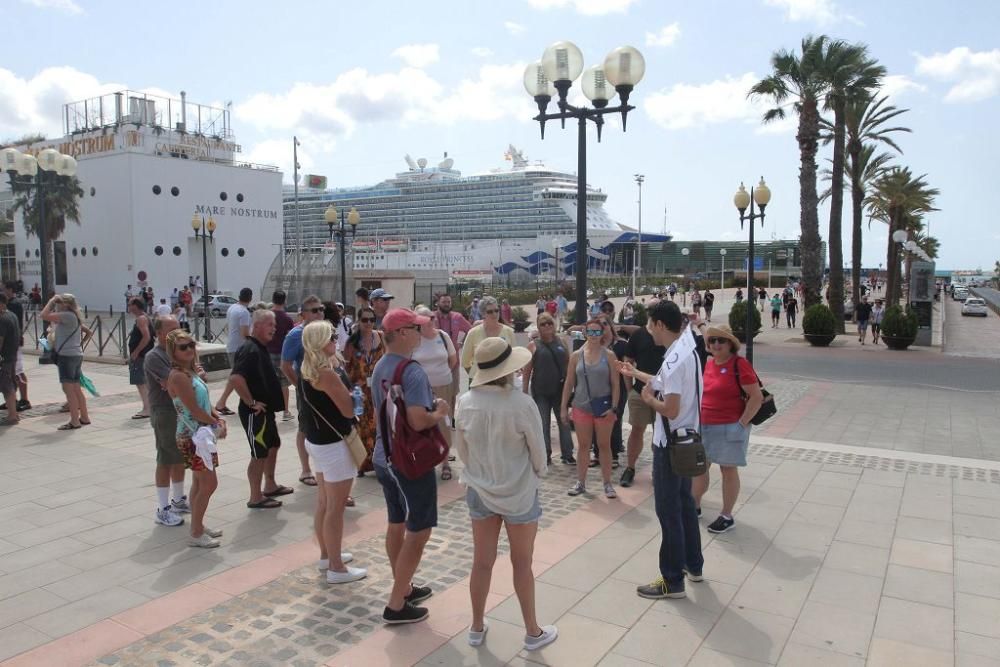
[961,298,988,317]
[193,294,238,317]
[953,288,969,302]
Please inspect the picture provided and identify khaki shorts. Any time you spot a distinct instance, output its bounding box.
[627,390,655,430]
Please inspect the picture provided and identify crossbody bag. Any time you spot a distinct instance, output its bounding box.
[580,350,613,416]
[732,358,777,425]
[41,317,79,365]
[658,350,710,477]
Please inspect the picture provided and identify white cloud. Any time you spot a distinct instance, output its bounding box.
[915,47,1000,103]
[20,0,82,14]
[391,43,440,69]
[471,47,494,58]
[646,72,773,131]
[504,21,526,35]
[645,23,681,48]
[880,74,927,100]
[763,0,843,24]
[527,0,638,15]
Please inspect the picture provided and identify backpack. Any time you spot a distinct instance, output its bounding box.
[377,359,449,480]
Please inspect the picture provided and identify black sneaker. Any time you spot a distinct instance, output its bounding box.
[16,400,31,411]
[562,455,576,465]
[588,458,600,468]
[707,516,735,534]
[382,601,429,625]
[636,576,686,599]
[696,507,702,518]
[405,584,433,604]
[619,467,635,487]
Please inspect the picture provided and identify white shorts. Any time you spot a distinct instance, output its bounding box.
[305,439,356,483]
[15,349,24,377]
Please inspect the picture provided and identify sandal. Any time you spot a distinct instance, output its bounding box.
[131,413,149,420]
[216,406,235,416]
[346,496,355,507]
[247,498,282,509]
[441,467,453,481]
[79,420,91,425]
[263,485,294,498]
[299,474,318,487]
[57,423,82,430]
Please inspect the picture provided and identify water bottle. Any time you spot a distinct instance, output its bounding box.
[352,385,364,417]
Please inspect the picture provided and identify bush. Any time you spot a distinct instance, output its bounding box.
[511,306,529,323]
[881,305,918,340]
[802,304,837,336]
[632,301,648,327]
[728,301,762,335]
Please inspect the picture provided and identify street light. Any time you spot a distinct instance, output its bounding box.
[1,147,78,301]
[681,247,690,305]
[552,238,561,285]
[191,214,216,341]
[720,248,727,294]
[733,177,772,363]
[324,204,361,305]
[633,174,644,298]
[524,41,646,324]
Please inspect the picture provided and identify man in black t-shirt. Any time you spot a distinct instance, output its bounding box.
[619,314,666,487]
[855,296,874,345]
[229,309,289,508]
[2,282,29,411]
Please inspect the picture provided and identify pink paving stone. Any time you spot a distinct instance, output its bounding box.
[112,583,232,636]
[421,583,508,636]
[269,538,320,568]
[533,529,589,565]
[325,625,452,667]
[1,619,142,667]
[545,508,614,538]
[200,554,299,596]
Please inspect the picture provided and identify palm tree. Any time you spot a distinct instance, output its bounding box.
[866,167,939,304]
[750,35,838,308]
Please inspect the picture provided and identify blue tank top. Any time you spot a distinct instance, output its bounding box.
[174,375,211,438]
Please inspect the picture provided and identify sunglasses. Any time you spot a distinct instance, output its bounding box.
[484,309,499,314]
[359,317,376,323]
[175,341,196,351]
[585,329,604,336]
[538,321,554,327]
[706,337,730,345]
[400,325,421,332]
[306,307,324,314]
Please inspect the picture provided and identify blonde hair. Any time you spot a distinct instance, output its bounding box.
[536,312,555,327]
[165,329,199,375]
[60,293,83,321]
[300,320,335,385]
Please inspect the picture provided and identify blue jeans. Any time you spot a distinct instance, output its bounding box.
[652,445,704,586]
[533,392,574,460]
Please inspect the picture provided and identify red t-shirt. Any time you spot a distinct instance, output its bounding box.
[701,355,759,425]
[545,300,558,315]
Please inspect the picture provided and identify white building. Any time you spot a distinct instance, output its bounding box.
[8,91,282,308]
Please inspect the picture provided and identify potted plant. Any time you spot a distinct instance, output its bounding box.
[511,306,530,333]
[728,301,762,343]
[802,304,837,346]
[880,305,918,350]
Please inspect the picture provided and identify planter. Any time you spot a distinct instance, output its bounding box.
[733,330,761,343]
[881,334,914,350]
[804,333,836,347]
[513,321,529,333]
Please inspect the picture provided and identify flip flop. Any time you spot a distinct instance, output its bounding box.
[57,423,81,430]
[79,420,91,425]
[246,498,282,509]
[216,406,236,416]
[346,496,356,507]
[299,474,318,487]
[131,413,149,420]
[263,485,294,498]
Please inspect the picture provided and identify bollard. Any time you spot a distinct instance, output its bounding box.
[84,305,88,317]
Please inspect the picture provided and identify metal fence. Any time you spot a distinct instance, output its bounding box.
[20,311,129,359]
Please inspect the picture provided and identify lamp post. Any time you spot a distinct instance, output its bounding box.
[720,248,727,295]
[681,247,690,306]
[1,147,78,301]
[325,204,361,305]
[552,238,561,285]
[191,214,216,341]
[634,173,644,297]
[524,42,645,324]
[733,178,772,363]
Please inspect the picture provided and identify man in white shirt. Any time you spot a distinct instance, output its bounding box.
[620,300,704,600]
[155,298,172,318]
[214,287,252,415]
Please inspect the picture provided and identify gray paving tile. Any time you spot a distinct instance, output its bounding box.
[808,568,884,616]
[874,596,955,652]
[704,606,795,664]
[23,585,149,637]
[0,622,52,662]
[884,564,954,608]
[788,600,875,659]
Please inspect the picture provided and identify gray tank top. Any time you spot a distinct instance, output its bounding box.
[572,350,611,411]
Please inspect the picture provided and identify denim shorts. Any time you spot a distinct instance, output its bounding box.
[375,464,438,533]
[701,422,751,467]
[56,355,83,383]
[466,487,542,525]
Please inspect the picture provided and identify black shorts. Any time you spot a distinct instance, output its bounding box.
[238,405,281,459]
[375,464,437,533]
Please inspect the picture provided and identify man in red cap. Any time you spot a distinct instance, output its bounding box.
[371,308,451,625]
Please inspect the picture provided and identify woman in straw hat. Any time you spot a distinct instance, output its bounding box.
[693,324,763,535]
[455,337,558,652]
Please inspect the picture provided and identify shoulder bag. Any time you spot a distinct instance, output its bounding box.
[664,352,710,477]
[41,317,79,366]
[580,350,613,416]
[299,374,368,469]
[733,357,777,425]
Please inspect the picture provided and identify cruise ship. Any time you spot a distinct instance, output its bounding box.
[283,146,669,279]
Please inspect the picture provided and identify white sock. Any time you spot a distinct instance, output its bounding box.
[171,481,185,502]
[156,486,170,509]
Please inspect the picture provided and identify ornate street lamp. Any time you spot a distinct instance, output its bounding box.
[325,204,361,305]
[1,147,77,301]
[551,237,562,285]
[191,214,217,341]
[633,173,644,297]
[733,178,772,363]
[720,248,728,294]
[524,41,646,324]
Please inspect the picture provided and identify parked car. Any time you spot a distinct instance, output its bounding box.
[193,294,238,317]
[953,288,969,302]
[961,297,988,317]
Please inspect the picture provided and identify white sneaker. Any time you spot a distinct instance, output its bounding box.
[154,507,184,527]
[326,566,367,584]
[188,533,220,548]
[317,553,353,572]
[468,620,489,646]
[604,483,617,499]
[524,625,558,651]
[204,527,223,538]
[170,497,191,514]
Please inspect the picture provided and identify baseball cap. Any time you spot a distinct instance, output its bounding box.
[381,308,429,332]
[369,288,394,300]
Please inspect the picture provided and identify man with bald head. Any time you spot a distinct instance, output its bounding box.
[144,315,195,527]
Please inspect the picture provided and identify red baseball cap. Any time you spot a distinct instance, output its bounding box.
[381,308,429,332]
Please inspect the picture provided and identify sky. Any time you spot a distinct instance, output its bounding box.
[3,0,998,271]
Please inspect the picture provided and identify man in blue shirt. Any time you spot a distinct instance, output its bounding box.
[280,295,325,488]
[371,308,450,625]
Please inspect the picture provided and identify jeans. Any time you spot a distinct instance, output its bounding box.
[533,392,574,460]
[652,445,704,586]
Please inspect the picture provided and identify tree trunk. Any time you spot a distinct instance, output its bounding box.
[43,237,56,299]
[797,99,823,308]
[885,211,900,306]
[827,104,847,332]
[849,142,863,307]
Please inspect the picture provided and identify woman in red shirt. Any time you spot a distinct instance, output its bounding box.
[695,325,763,534]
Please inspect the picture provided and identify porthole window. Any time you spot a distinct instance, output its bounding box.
[81,247,87,257]
[236,193,244,202]
[72,248,78,257]
[170,186,180,196]
[172,246,181,256]
[221,248,229,257]
[152,185,161,195]
[24,250,30,258]
[34,249,39,257]
[154,246,164,256]
[219,192,228,201]
[92,247,99,256]
[90,187,96,197]
[237,248,246,257]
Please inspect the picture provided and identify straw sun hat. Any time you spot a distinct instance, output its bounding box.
[703,324,741,353]
[470,337,531,388]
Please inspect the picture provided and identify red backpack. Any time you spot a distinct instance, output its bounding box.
[378,359,449,480]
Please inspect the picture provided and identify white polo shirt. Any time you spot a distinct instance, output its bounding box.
[649,332,703,447]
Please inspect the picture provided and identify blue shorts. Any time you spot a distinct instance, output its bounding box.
[56,356,83,384]
[129,358,146,385]
[701,422,751,467]
[375,464,437,533]
[466,487,542,524]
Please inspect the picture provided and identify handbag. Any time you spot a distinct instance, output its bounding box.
[299,375,368,469]
[580,349,613,416]
[41,318,79,366]
[733,357,777,425]
[664,355,710,477]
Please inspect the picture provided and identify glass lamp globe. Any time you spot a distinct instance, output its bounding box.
[892,230,908,243]
[580,66,616,104]
[720,248,728,256]
[191,214,202,231]
[347,207,361,227]
[603,46,646,87]
[0,147,22,173]
[733,183,751,211]
[541,40,584,83]
[324,205,338,224]
[57,155,77,177]
[681,247,690,256]
[523,61,556,98]
[206,217,217,233]
[18,153,38,176]
[37,148,61,172]
[753,178,771,207]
